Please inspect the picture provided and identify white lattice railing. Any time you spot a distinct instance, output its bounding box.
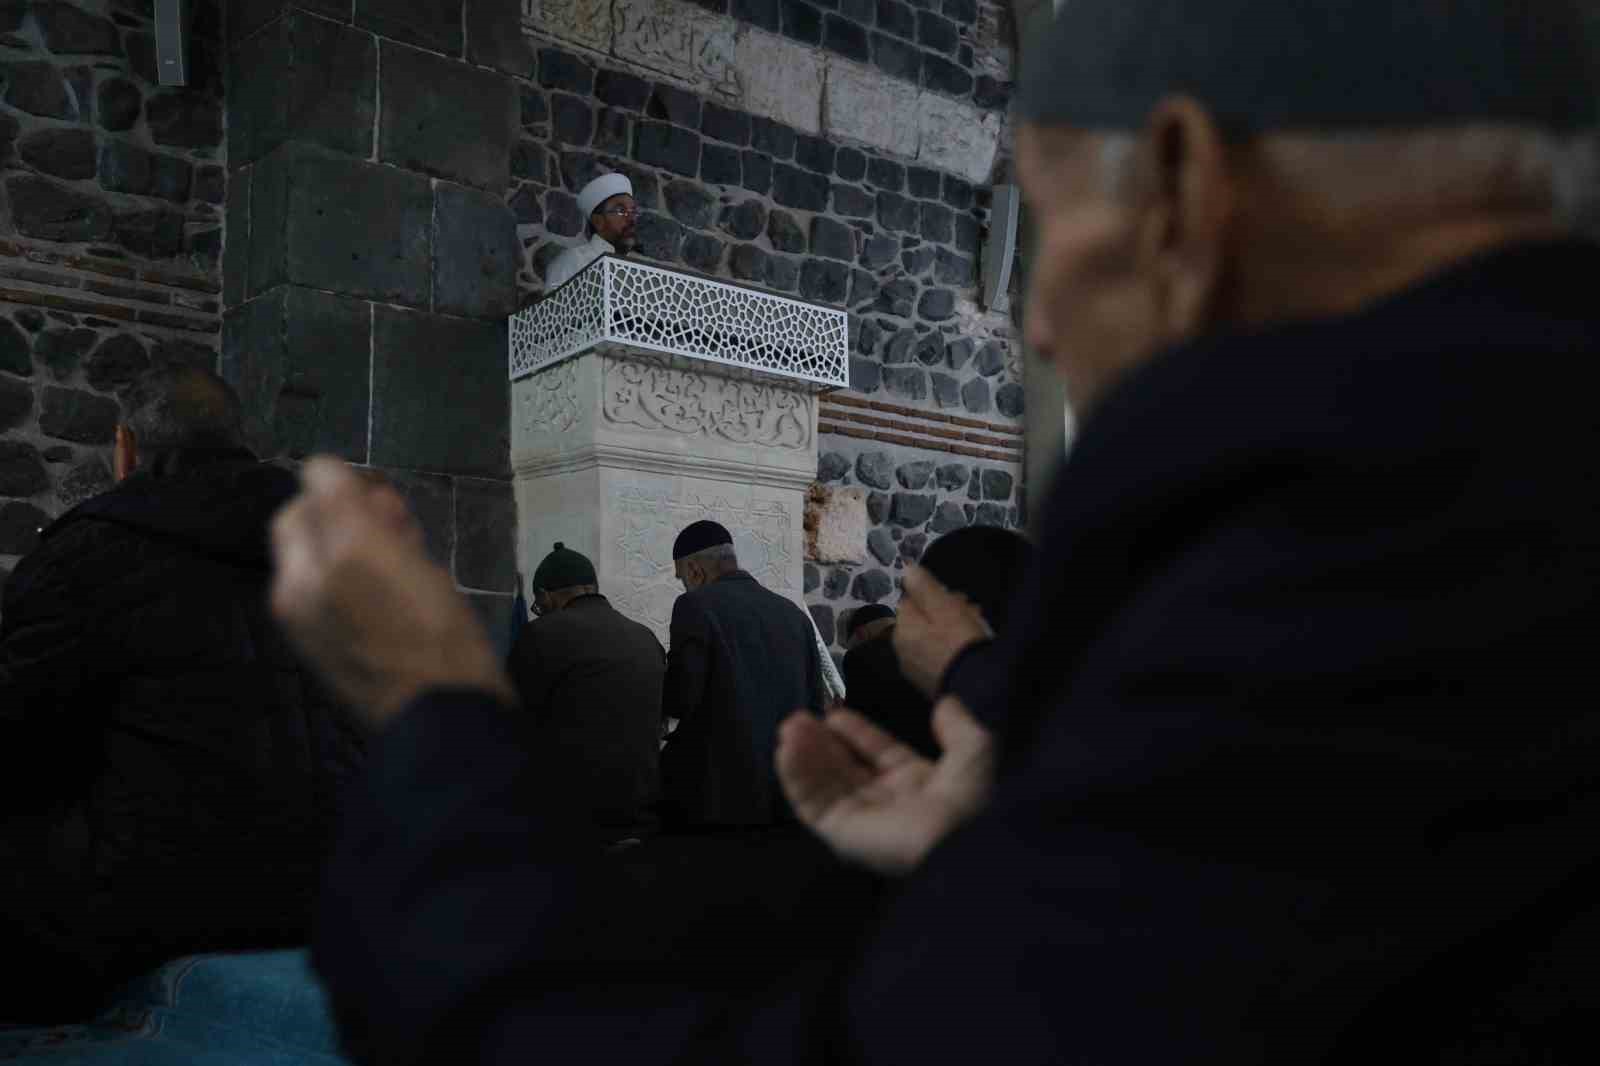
[508,256,849,390]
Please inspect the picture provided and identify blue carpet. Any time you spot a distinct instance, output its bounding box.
[0,951,349,1065]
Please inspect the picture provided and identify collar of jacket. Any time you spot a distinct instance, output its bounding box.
[141,446,260,478]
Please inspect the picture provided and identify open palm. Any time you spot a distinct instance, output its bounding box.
[777,696,994,876]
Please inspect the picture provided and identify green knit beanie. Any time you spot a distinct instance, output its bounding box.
[531,542,597,594]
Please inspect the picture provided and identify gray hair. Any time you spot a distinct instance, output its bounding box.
[681,543,738,569]
[120,365,246,457]
[1099,126,1600,232]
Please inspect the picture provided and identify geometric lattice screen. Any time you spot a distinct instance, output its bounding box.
[509,256,849,390]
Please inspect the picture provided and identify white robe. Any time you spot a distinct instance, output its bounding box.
[544,235,614,290]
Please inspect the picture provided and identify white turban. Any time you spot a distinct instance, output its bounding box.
[576,173,634,218]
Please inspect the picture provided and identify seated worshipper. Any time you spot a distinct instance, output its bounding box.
[507,543,666,846]
[658,520,824,829]
[543,173,637,290]
[278,2,1600,1061]
[0,366,367,1024]
[839,605,933,756]
[843,527,1034,755]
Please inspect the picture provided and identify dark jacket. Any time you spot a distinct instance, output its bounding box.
[659,571,822,827]
[506,593,666,841]
[841,631,937,758]
[0,449,367,1018]
[312,242,1600,1065]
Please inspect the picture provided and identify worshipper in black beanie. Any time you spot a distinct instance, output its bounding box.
[671,519,733,562]
[844,529,1034,756]
[286,2,1600,1062]
[844,604,895,650]
[658,520,823,828]
[507,543,665,845]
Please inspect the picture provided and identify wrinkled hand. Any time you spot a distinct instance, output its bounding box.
[777,696,994,876]
[270,457,517,728]
[893,565,993,698]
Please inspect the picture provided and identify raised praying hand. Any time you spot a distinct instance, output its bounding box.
[777,697,995,876]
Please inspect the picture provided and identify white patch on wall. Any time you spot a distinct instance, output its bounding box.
[823,58,920,158]
[917,93,1002,184]
[805,483,867,564]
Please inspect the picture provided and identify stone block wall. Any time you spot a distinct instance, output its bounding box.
[517,1,1023,654]
[2,0,227,611]
[221,0,527,631]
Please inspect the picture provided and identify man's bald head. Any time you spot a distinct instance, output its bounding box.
[120,364,246,464]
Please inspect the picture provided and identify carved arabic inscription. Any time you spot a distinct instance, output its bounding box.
[601,357,812,450]
[521,0,611,53]
[614,0,742,98]
[516,358,584,446]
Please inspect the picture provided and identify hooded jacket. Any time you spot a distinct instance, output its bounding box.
[0,449,367,1015]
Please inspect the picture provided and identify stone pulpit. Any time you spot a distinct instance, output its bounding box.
[508,256,849,643]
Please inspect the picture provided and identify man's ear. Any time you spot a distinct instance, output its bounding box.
[1135,96,1235,337]
[114,424,138,483]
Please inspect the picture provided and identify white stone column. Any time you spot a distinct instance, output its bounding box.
[513,347,819,645]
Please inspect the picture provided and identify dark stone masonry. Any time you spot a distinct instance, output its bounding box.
[3,0,1022,646]
[1,0,229,604]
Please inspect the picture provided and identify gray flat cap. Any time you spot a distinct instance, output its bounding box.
[1018,0,1600,135]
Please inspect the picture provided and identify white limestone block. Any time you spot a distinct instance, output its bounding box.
[823,58,920,158]
[917,92,1003,184]
[805,484,867,564]
[735,28,825,135]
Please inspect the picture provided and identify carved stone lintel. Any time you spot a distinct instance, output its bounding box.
[521,0,612,52]
[614,0,742,98]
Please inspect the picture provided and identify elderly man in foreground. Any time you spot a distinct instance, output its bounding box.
[276,1,1599,1062]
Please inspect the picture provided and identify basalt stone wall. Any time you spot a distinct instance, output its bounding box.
[517,1,1023,654]
[1,0,226,611]
[221,0,528,630]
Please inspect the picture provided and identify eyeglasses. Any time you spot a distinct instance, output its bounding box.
[596,204,639,219]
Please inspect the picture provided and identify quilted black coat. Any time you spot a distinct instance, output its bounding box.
[0,450,367,1021]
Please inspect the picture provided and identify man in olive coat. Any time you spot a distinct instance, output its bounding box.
[507,543,665,845]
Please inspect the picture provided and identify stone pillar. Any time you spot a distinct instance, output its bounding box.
[221,0,532,629]
[513,349,818,644]
[1014,0,1069,533]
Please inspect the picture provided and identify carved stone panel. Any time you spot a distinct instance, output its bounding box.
[600,354,812,450]
[605,473,801,645]
[614,0,742,98]
[521,0,612,52]
[512,356,589,464]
